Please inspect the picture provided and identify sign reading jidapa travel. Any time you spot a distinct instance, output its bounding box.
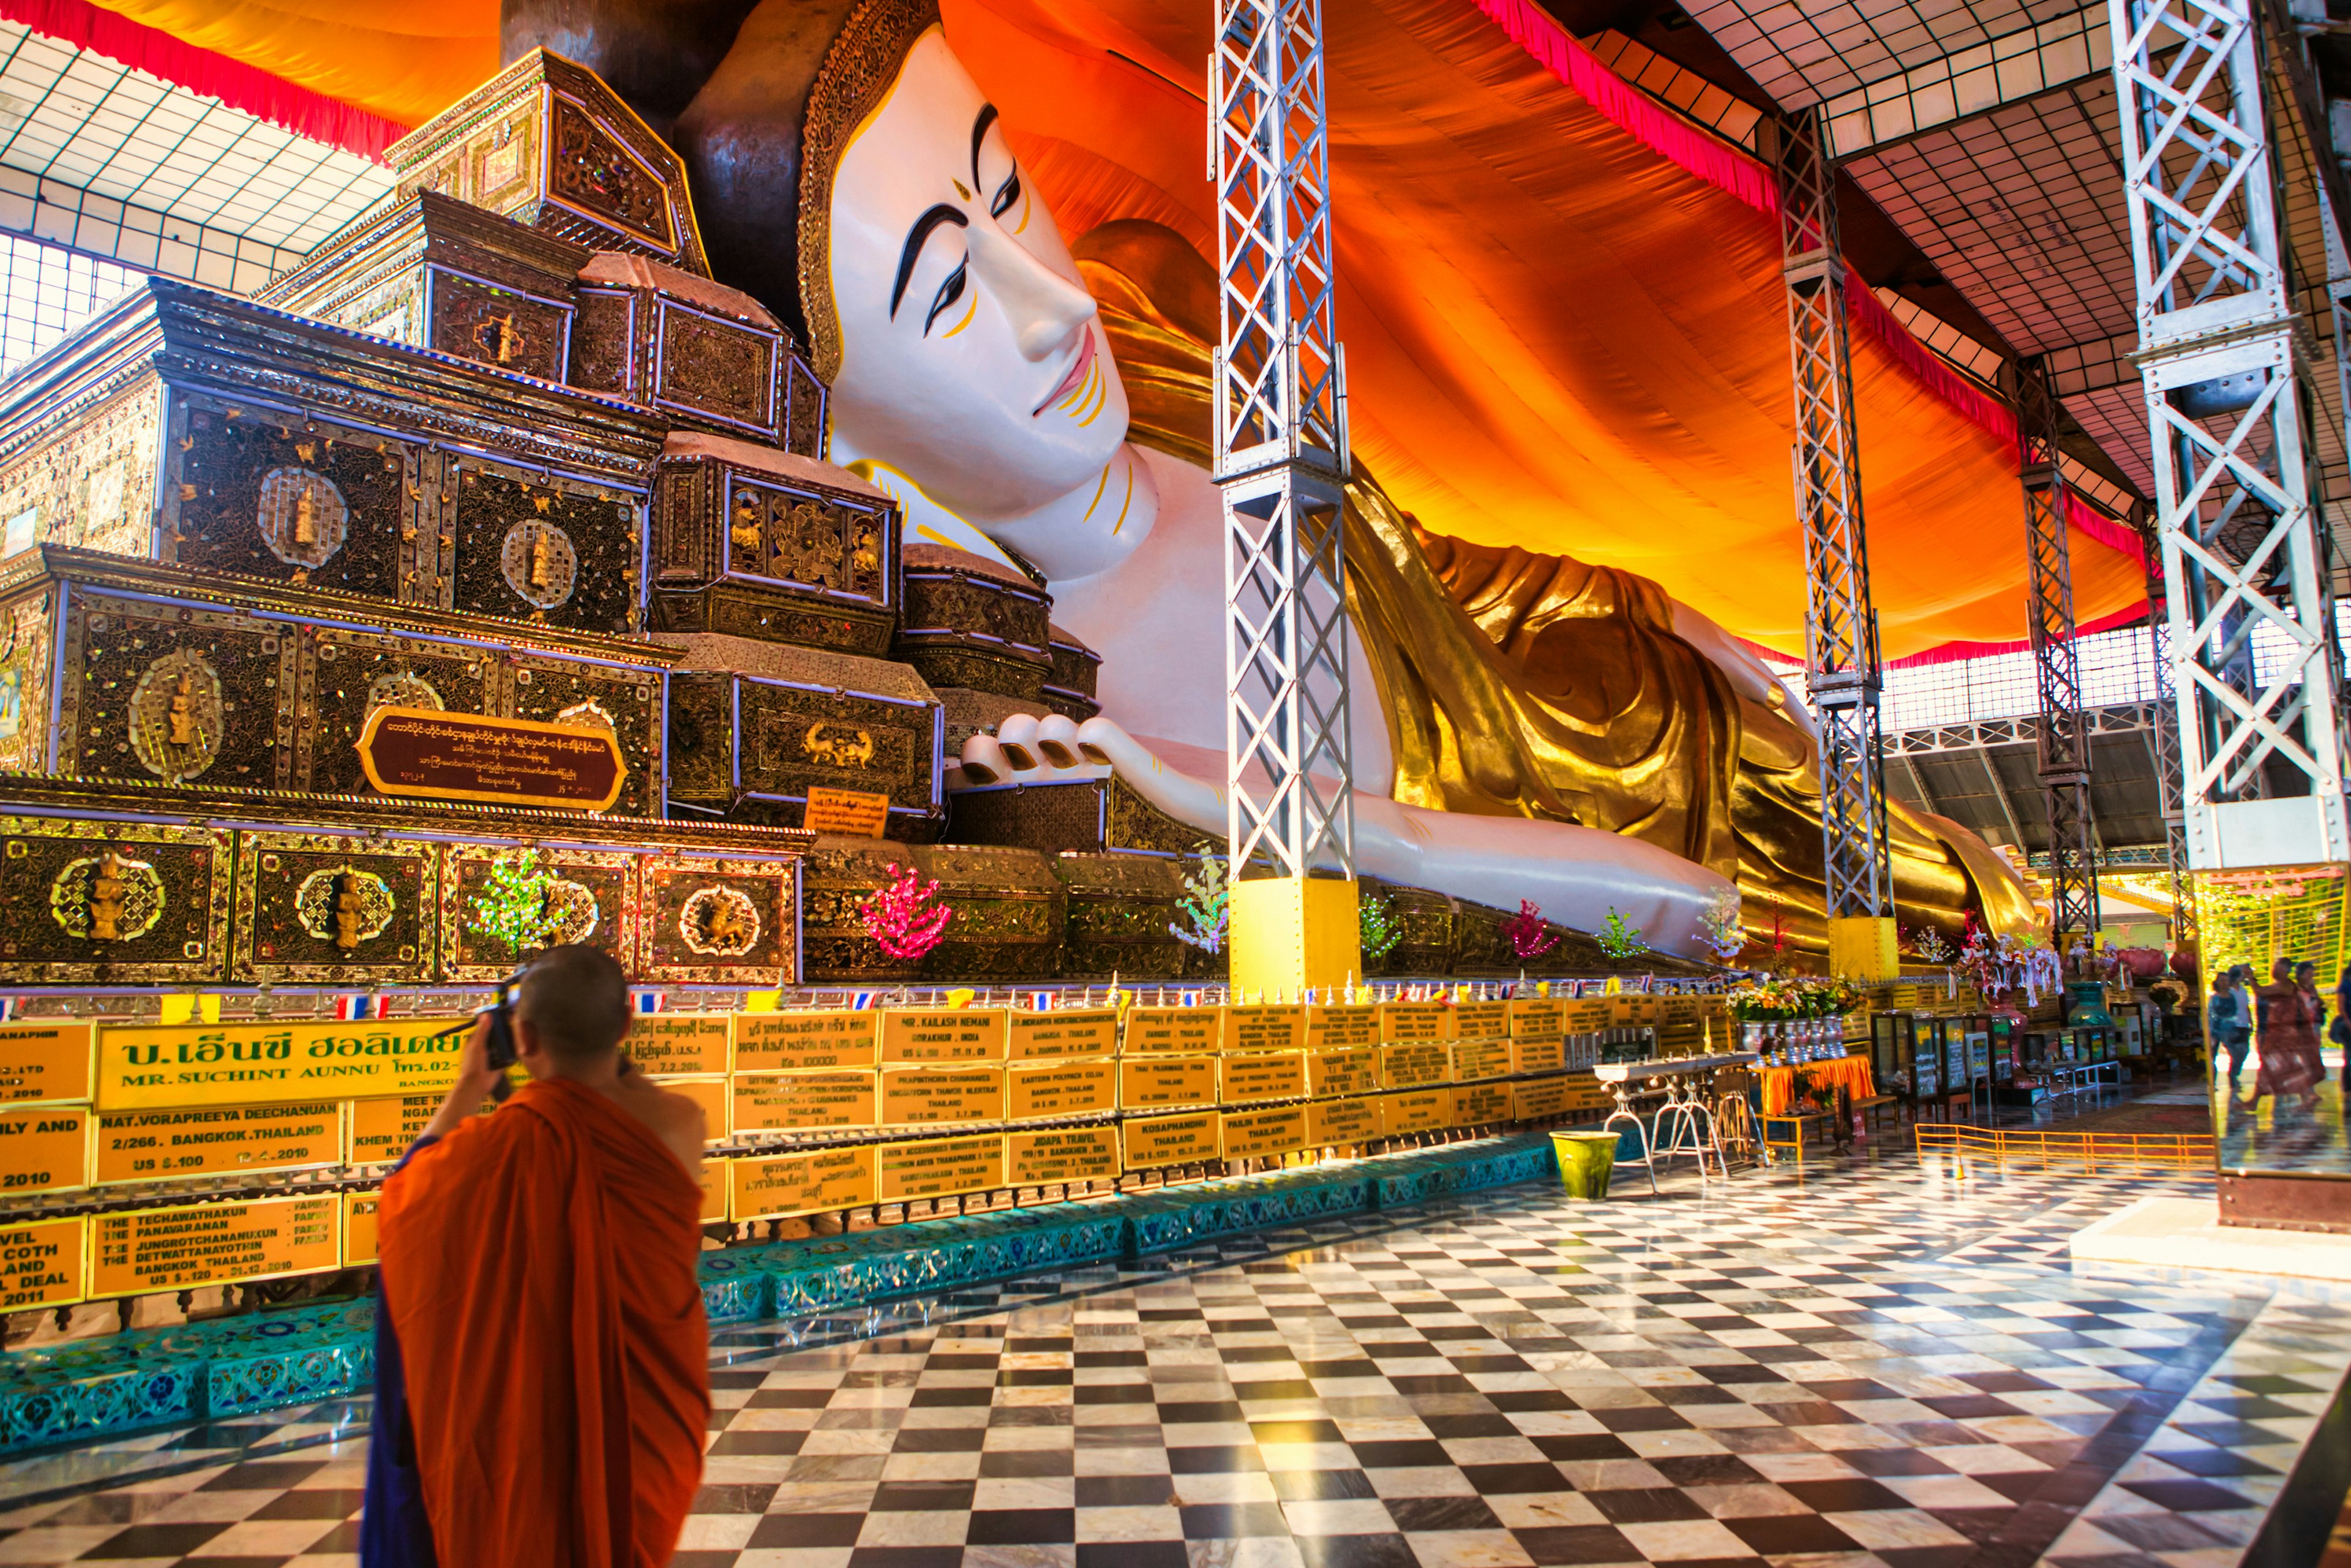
[357,705,626,812]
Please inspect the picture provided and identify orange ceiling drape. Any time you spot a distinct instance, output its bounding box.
[79,0,2144,659]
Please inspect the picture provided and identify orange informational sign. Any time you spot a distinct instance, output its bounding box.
[91,1195,340,1296]
[1450,1040,1512,1082]
[1453,1001,1510,1040]
[1379,1043,1450,1090]
[1564,999,1613,1034]
[1381,1088,1454,1135]
[879,1135,1005,1202]
[881,1009,1008,1063]
[1220,1105,1307,1160]
[0,1218,86,1309]
[343,1191,381,1266]
[1307,1048,1379,1099]
[94,1104,339,1184]
[1123,1007,1226,1054]
[358,705,625,811]
[1118,1056,1215,1111]
[98,1018,467,1109]
[1307,1095,1379,1147]
[648,1077,729,1145]
[696,1160,725,1222]
[732,1010,879,1073]
[1509,999,1566,1041]
[1511,1037,1566,1075]
[0,1105,89,1195]
[1456,1082,1513,1125]
[730,1071,877,1133]
[1122,1111,1218,1169]
[348,1095,447,1164]
[1008,1125,1120,1187]
[1510,1077,1571,1120]
[729,1145,879,1221]
[0,1021,94,1105]
[1006,1010,1117,1061]
[879,1067,1005,1126]
[1006,1060,1113,1120]
[624,1015,731,1076]
[1218,1052,1305,1105]
[804,786,892,838]
[1303,1005,1378,1050]
[1377,1002,1456,1043]
[1227,1005,1303,1053]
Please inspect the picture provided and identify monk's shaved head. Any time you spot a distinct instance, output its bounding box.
[516,945,632,1063]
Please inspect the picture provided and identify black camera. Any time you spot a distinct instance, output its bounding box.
[436,975,525,1101]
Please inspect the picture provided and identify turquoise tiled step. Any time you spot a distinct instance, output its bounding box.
[0,1134,1560,1454]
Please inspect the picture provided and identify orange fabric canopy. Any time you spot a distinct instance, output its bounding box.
[83,0,2145,658]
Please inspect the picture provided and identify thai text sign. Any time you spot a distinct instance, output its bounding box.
[732,1011,878,1072]
[98,1019,467,1109]
[91,1194,340,1295]
[358,706,625,811]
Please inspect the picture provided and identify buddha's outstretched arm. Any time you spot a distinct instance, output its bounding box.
[957,715,1729,959]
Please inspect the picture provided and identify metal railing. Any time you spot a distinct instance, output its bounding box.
[1914,1121,2214,1170]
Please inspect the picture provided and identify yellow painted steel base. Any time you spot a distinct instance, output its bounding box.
[1230,877,1363,999]
[1826,915,1899,980]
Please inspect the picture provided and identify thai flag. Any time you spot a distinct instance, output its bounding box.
[0,997,18,1021]
[1029,990,1056,1011]
[335,994,391,1021]
[1180,989,1200,1007]
[633,992,665,1015]
[851,992,876,1011]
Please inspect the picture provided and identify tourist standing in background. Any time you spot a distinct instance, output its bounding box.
[2255,957,2324,1111]
[2210,970,2248,1088]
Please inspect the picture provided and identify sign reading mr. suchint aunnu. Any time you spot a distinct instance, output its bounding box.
[357,706,626,811]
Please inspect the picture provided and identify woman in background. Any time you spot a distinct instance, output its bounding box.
[2255,957,2324,1112]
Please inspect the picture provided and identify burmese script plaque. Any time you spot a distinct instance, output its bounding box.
[1123,1007,1225,1054]
[729,1145,877,1220]
[1307,1095,1379,1147]
[92,1195,340,1295]
[732,1010,879,1072]
[804,786,891,838]
[0,1219,86,1309]
[626,1015,730,1075]
[94,1103,339,1184]
[358,706,626,811]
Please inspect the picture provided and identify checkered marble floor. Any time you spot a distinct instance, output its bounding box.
[0,1146,2346,1568]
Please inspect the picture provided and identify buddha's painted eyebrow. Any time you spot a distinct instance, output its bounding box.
[891,203,969,318]
[972,103,999,186]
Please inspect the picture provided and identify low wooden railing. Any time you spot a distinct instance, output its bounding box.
[1913,1122,2214,1171]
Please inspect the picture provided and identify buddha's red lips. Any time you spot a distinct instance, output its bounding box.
[1033,328,1095,417]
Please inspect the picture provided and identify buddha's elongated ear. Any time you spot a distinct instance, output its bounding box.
[499,0,763,143]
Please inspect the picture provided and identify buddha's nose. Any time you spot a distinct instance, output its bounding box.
[969,223,1097,362]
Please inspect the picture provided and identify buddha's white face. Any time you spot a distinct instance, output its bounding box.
[826,27,1148,574]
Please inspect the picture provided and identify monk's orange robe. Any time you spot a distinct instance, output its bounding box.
[377,1078,708,1568]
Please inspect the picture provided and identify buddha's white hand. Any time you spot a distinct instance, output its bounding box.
[951,712,1728,958]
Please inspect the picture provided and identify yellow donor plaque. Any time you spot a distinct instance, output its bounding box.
[1511,1038,1566,1075]
[0,1105,89,1195]
[1307,1095,1379,1146]
[882,1009,1008,1063]
[0,1022,93,1105]
[344,1191,380,1266]
[625,1015,730,1075]
[1220,1052,1305,1105]
[1227,1005,1303,1053]
[1307,1048,1379,1098]
[1457,1082,1512,1124]
[1454,1001,1509,1040]
[99,1019,467,1110]
[730,1072,877,1133]
[1007,1060,1114,1120]
[1008,1126,1120,1186]
[1383,1089,1454,1134]
[95,1104,339,1184]
[729,1145,879,1221]
[1007,1010,1117,1061]
[92,1195,340,1295]
[0,1218,85,1308]
[1450,1040,1512,1082]
[648,1077,728,1144]
[1119,1056,1215,1111]
[697,1161,725,1223]
[1122,1007,1226,1054]
[1304,1005,1377,1049]
[1509,999,1566,1040]
[732,1010,879,1072]
[1564,999,1613,1034]
[1221,1105,1307,1160]
[1511,1078,1570,1120]
[880,1067,1005,1125]
[348,1095,446,1163]
[1377,1002,1455,1043]
[880,1135,1005,1202]
[1379,1043,1450,1089]
[1123,1111,1218,1169]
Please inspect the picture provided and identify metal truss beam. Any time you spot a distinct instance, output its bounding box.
[1884,701,2159,754]
[1772,103,1891,921]
[2015,354,2103,945]
[2134,506,2197,942]
[1212,0,1354,880]
[2114,0,2351,869]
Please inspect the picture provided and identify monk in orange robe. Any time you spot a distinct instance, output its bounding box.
[363,945,710,1568]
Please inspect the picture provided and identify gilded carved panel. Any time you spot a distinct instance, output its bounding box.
[449,461,640,635]
[296,627,501,797]
[230,830,438,987]
[505,655,662,818]
[640,855,798,986]
[0,381,162,561]
[0,817,231,985]
[164,399,409,598]
[438,844,639,983]
[58,591,298,790]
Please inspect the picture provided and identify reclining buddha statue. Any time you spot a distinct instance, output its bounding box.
[504,0,2037,959]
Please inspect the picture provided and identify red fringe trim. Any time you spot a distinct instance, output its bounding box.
[1880,602,2154,668]
[0,0,409,160]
